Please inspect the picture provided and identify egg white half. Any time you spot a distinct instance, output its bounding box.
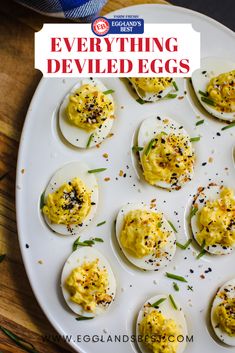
[59,78,115,148]
[211,278,235,346]
[61,247,116,317]
[191,57,235,121]
[42,161,98,236]
[129,78,178,102]
[191,184,234,255]
[116,203,176,271]
[138,116,195,190]
[136,294,188,353]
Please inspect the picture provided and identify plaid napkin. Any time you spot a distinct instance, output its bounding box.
[16,0,107,21]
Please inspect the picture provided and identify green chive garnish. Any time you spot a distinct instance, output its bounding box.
[166,93,177,99]
[173,282,179,291]
[103,89,115,95]
[221,122,235,131]
[168,221,177,233]
[176,239,192,250]
[136,98,146,104]
[157,221,162,228]
[88,168,107,173]
[196,240,206,259]
[76,316,94,321]
[201,97,216,106]
[196,119,204,126]
[161,131,168,135]
[198,90,208,97]
[0,325,39,353]
[190,206,198,218]
[166,272,187,282]
[86,133,94,148]
[0,254,6,263]
[132,145,144,152]
[40,191,45,209]
[97,221,106,227]
[172,81,179,91]
[152,298,166,308]
[190,136,200,142]
[169,294,178,310]
[92,237,104,242]
[145,139,155,156]
[73,237,94,251]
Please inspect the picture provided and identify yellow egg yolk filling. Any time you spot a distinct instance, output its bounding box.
[66,84,114,131]
[139,308,180,353]
[141,133,195,187]
[196,187,235,248]
[215,298,235,336]
[206,70,235,112]
[65,259,112,313]
[43,177,91,225]
[130,77,173,94]
[120,209,169,258]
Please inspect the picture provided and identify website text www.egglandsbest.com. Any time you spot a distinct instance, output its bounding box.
[42,333,194,344]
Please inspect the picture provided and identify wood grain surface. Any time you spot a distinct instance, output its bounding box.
[0,1,168,352]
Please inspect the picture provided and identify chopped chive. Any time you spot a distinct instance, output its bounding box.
[172,81,179,91]
[196,119,204,126]
[201,96,216,106]
[145,139,155,156]
[161,131,168,135]
[0,325,39,353]
[73,237,94,251]
[198,90,208,97]
[132,145,144,152]
[190,136,200,142]
[157,221,162,228]
[97,221,106,227]
[86,133,94,148]
[196,249,206,259]
[166,93,177,99]
[169,294,178,310]
[0,254,6,263]
[103,89,114,95]
[168,220,177,233]
[196,240,206,259]
[88,168,107,173]
[176,239,192,250]
[76,316,94,321]
[173,282,179,291]
[166,272,187,283]
[40,191,45,209]
[136,98,146,104]
[190,206,198,218]
[152,298,166,308]
[92,237,104,243]
[221,122,235,131]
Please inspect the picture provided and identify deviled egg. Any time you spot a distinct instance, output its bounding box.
[191,57,235,121]
[116,203,176,270]
[129,77,178,102]
[59,78,115,148]
[137,294,188,353]
[191,184,235,255]
[137,116,195,190]
[61,247,116,317]
[41,161,98,235]
[211,278,235,346]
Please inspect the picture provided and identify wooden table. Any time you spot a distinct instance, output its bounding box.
[0,1,168,352]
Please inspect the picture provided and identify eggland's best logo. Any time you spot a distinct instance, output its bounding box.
[92,17,110,36]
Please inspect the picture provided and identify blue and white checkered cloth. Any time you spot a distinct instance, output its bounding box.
[16,0,107,21]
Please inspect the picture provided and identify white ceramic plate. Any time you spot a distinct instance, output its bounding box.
[16,5,235,353]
